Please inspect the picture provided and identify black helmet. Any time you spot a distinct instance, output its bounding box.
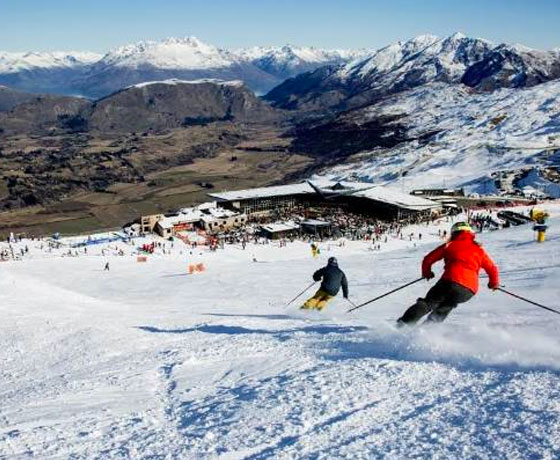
[328,256,338,265]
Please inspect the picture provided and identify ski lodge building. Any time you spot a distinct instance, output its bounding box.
[138,180,440,238]
[207,180,440,220]
[259,222,300,240]
[142,203,248,238]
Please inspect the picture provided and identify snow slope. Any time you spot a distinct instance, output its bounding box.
[326,80,560,195]
[1,205,559,458]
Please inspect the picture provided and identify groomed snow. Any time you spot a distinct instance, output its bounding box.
[1,205,559,458]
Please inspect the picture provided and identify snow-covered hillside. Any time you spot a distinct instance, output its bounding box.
[264,33,560,111]
[337,32,491,85]
[1,205,559,458]
[325,80,560,195]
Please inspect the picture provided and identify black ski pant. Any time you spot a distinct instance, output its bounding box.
[398,279,474,325]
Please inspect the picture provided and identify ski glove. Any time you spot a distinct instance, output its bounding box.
[423,271,435,280]
[488,282,499,290]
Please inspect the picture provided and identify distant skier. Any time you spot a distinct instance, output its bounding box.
[310,243,320,258]
[397,222,499,326]
[302,257,349,311]
[104,262,110,271]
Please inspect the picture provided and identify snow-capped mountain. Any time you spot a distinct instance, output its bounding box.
[0,37,371,98]
[79,38,371,98]
[0,51,101,96]
[1,33,559,109]
[321,80,560,196]
[0,51,100,74]
[265,33,560,111]
[340,33,491,85]
[73,37,280,98]
[235,45,372,80]
[96,37,236,70]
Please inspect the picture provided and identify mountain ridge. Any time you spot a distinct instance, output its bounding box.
[265,33,560,112]
[0,37,370,97]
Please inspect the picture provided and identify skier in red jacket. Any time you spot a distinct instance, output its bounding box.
[398,221,500,326]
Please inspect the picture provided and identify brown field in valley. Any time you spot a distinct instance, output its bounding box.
[0,126,311,237]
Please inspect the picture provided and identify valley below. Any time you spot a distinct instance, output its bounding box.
[0,125,311,236]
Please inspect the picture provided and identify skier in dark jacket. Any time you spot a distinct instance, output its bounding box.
[397,221,499,326]
[302,257,349,311]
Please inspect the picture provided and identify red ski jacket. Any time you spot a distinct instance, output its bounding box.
[422,232,499,293]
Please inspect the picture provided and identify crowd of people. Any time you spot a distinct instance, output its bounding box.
[0,202,540,265]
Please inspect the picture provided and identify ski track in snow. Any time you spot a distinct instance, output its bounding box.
[1,207,560,458]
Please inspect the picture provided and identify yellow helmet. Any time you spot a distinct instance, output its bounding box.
[451,221,474,234]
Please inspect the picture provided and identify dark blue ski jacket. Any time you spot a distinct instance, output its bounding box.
[313,260,349,297]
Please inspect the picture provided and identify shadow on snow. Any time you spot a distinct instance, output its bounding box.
[136,324,369,336]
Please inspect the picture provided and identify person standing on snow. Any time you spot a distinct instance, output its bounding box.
[397,222,499,326]
[310,242,320,258]
[302,257,349,311]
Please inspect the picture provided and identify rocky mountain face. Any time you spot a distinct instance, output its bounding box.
[0,94,90,135]
[265,33,560,112]
[0,86,39,111]
[0,77,288,212]
[87,79,280,133]
[0,38,367,98]
[289,111,408,163]
[461,44,560,90]
[0,79,282,136]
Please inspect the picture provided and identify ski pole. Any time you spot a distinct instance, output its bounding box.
[285,281,317,307]
[347,277,424,313]
[497,287,560,316]
[346,298,359,310]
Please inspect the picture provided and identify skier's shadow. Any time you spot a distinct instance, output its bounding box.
[136,324,368,336]
[160,273,193,278]
[204,313,293,321]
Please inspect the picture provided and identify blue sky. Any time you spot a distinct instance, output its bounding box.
[1,0,559,52]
